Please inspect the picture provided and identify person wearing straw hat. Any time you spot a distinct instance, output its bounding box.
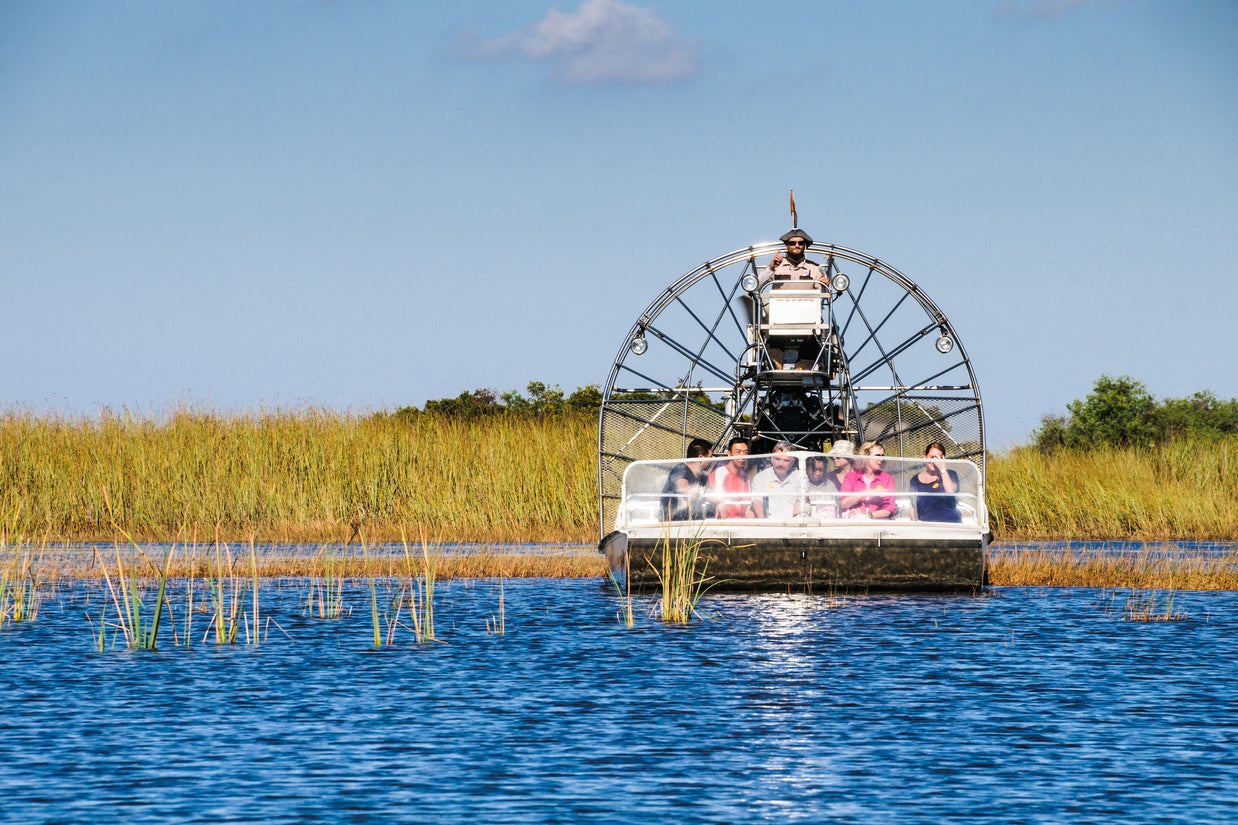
[825,439,855,490]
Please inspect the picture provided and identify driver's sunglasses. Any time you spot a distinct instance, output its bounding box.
[786,240,805,247]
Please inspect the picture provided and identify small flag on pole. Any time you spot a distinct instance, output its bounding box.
[789,190,798,228]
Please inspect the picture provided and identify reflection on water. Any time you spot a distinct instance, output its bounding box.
[3,573,1238,823]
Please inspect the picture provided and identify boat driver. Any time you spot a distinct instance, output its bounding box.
[758,228,826,290]
[757,228,830,370]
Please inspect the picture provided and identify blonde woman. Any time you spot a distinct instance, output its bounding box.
[839,441,896,519]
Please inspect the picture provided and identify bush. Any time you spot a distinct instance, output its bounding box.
[396,382,603,421]
[1034,375,1237,451]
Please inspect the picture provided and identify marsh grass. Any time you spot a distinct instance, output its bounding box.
[364,541,384,648]
[987,544,1238,590]
[653,533,713,624]
[5,544,607,583]
[615,551,634,628]
[404,530,438,644]
[1,542,43,625]
[306,545,347,619]
[92,542,174,651]
[205,539,264,645]
[1120,589,1190,622]
[0,409,596,544]
[360,530,443,647]
[988,438,1238,540]
[6,408,1230,545]
[486,575,506,635]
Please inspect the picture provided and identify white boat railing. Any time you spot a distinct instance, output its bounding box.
[618,451,986,530]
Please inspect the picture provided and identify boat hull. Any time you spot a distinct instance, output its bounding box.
[609,529,986,593]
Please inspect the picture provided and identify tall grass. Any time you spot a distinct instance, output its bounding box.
[0,408,596,544]
[653,534,712,624]
[92,543,174,651]
[986,544,1238,590]
[2,408,1233,544]
[988,438,1238,540]
[1,545,42,624]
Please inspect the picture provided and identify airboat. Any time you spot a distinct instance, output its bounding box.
[597,213,989,593]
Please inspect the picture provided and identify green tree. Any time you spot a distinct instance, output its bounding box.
[1154,391,1238,440]
[1034,375,1158,450]
[422,388,502,418]
[566,384,603,414]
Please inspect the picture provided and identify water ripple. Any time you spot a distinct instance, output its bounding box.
[2,578,1237,823]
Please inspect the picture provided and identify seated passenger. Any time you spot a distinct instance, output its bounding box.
[840,441,896,519]
[799,455,839,519]
[709,437,754,519]
[826,439,855,490]
[751,440,805,520]
[660,438,713,521]
[910,442,962,523]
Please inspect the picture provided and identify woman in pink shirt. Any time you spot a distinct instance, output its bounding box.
[840,441,896,519]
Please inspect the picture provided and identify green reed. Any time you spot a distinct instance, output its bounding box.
[205,539,263,645]
[4,407,1232,546]
[93,542,174,651]
[364,541,383,648]
[653,534,712,624]
[306,545,347,619]
[1,543,42,625]
[0,408,596,544]
[403,530,437,644]
[987,437,1238,540]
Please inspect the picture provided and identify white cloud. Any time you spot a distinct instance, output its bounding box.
[462,0,699,85]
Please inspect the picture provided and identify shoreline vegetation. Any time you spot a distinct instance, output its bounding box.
[5,541,1238,592]
[2,373,1234,588]
[2,407,1234,546]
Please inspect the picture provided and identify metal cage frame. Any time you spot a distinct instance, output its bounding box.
[597,241,985,538]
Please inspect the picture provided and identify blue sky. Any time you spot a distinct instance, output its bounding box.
[2,0,1235,448]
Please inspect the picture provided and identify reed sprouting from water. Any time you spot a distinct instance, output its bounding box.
[0,408,596,544]
[486,575,505,636]
[92,542,174,651]
[402,530,437,644]
[1120,589,1189,622]
[614,550,634,628]
[1,542,42,625]
[204,539,264,645]
[306,545,347,619]
[653,534,712,624]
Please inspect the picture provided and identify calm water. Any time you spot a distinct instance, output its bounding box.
[3,563,1237,823]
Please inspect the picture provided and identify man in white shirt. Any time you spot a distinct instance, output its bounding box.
[751,441,805,520]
